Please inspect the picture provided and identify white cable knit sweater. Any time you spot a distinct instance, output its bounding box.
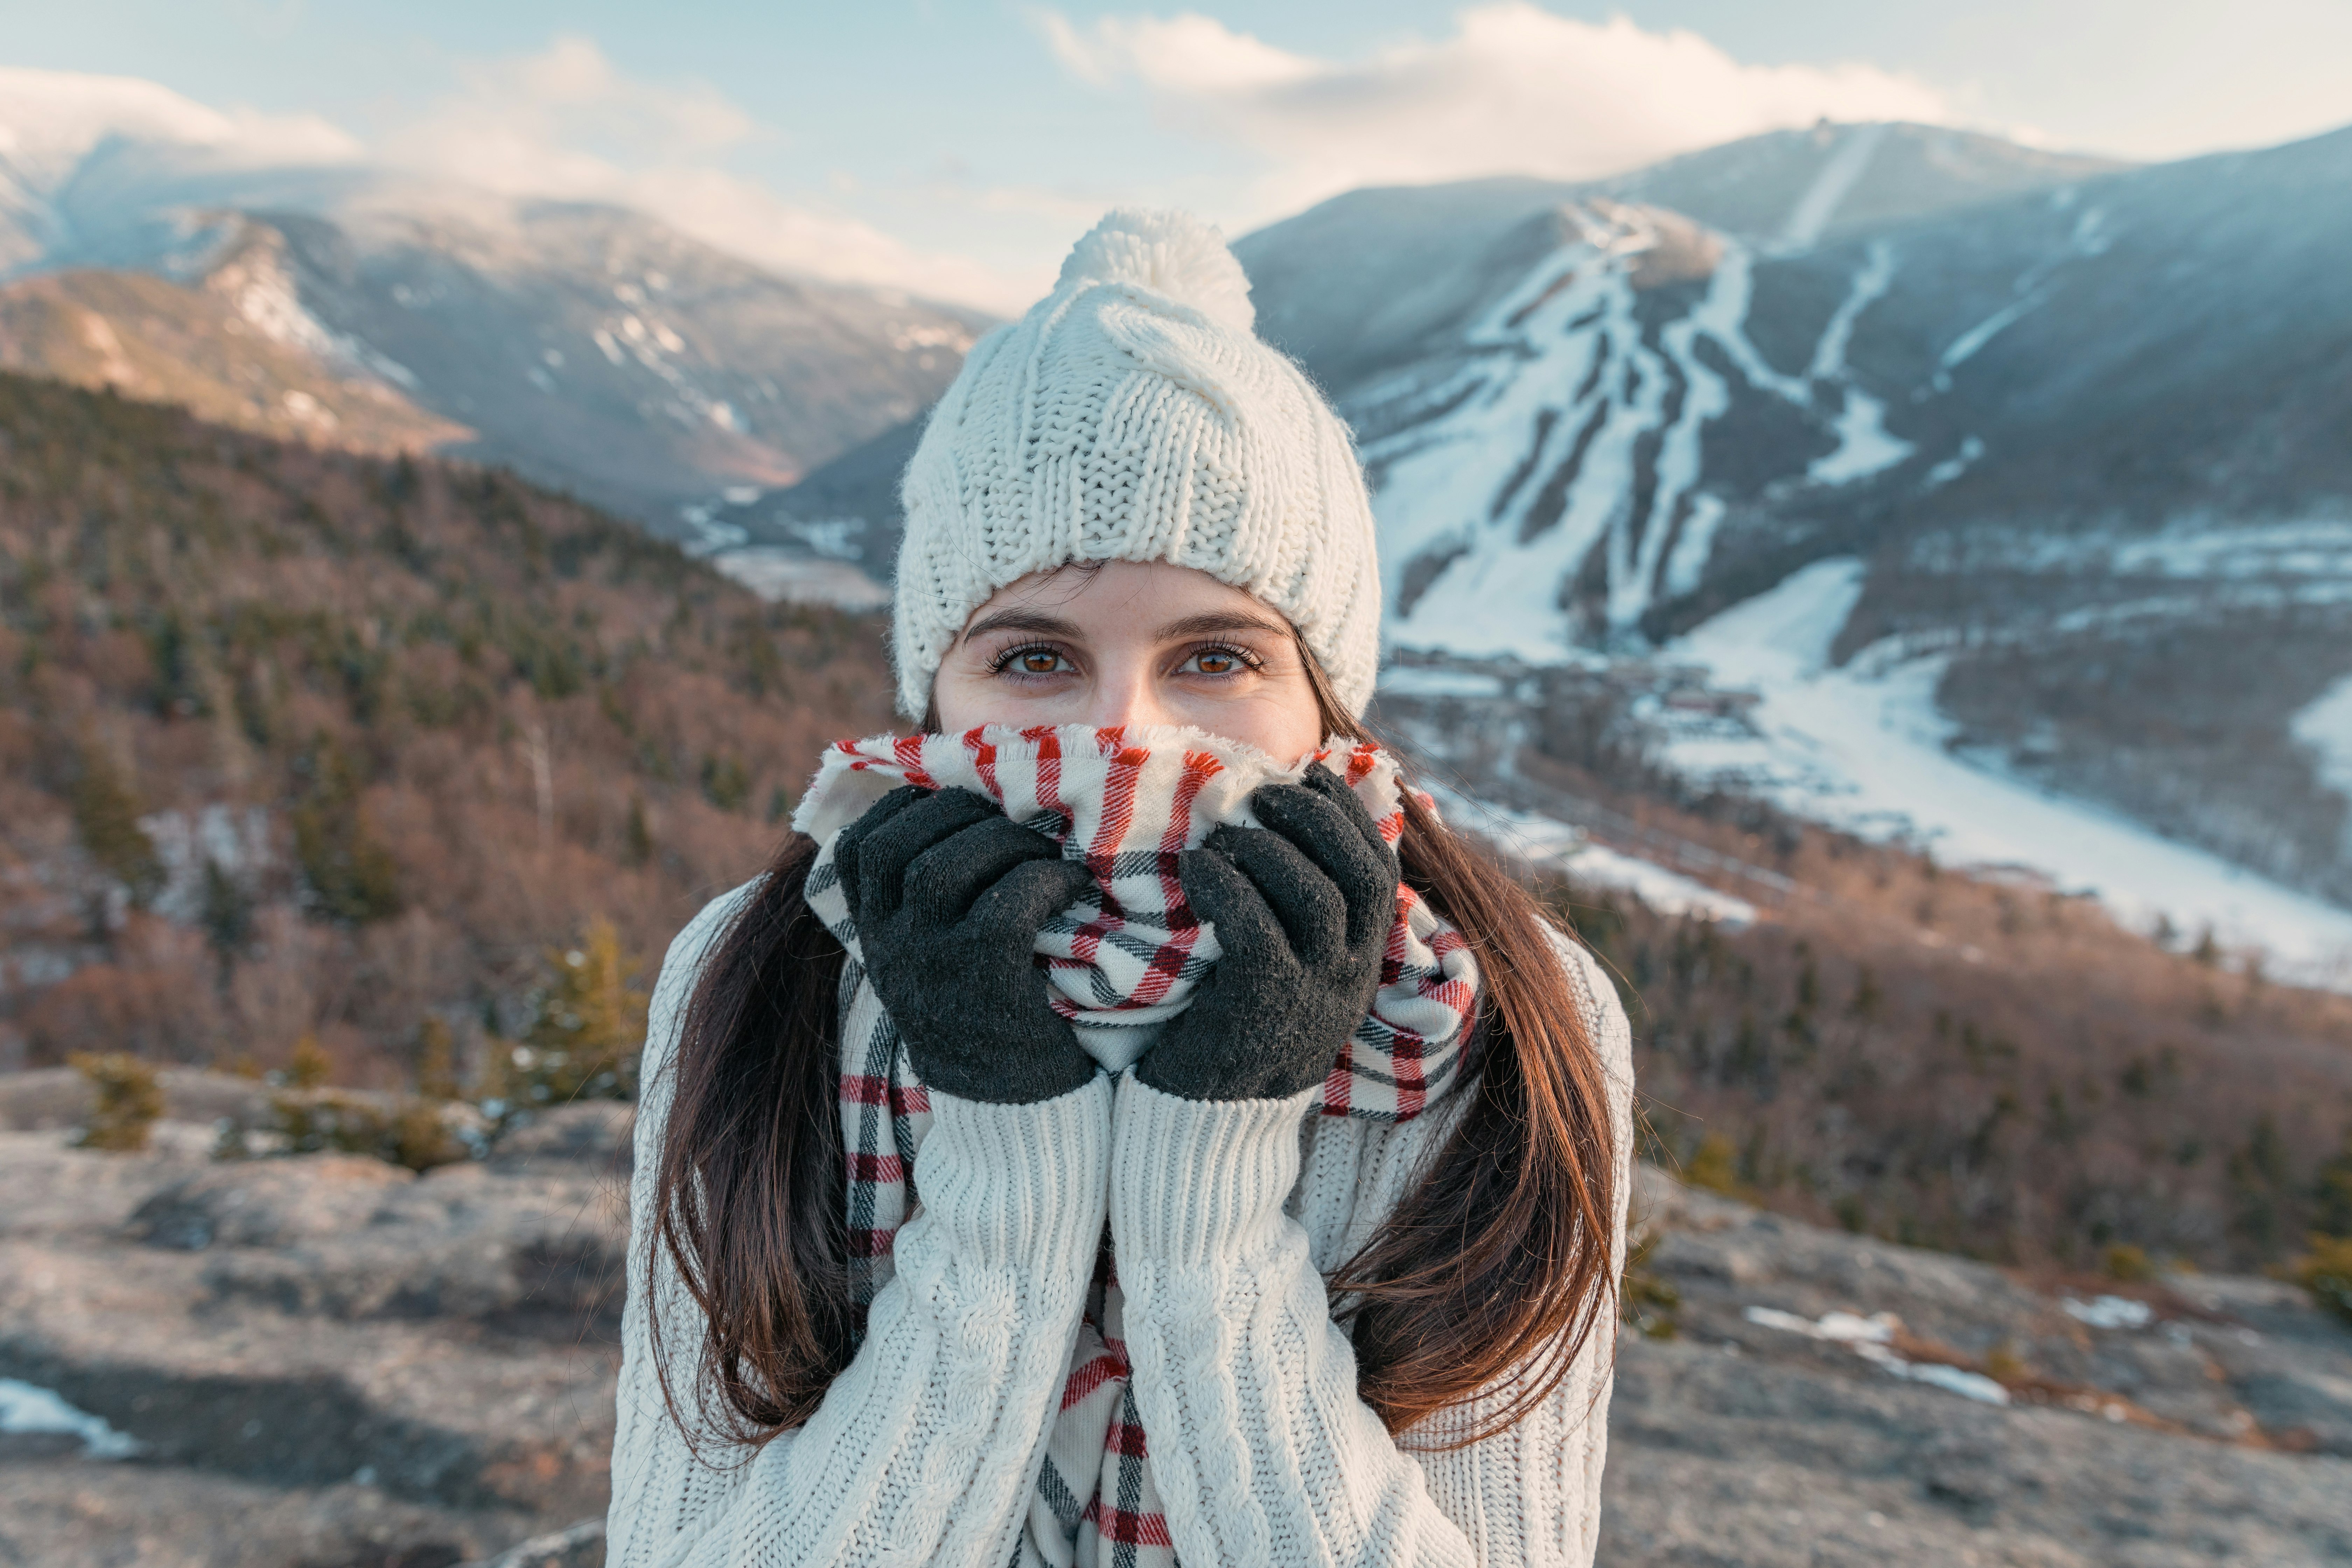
[608,882,1634,1567]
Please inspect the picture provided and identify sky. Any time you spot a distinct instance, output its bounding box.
[7,1,2351,312]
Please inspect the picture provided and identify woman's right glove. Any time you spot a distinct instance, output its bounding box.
[832,785,1101,1105]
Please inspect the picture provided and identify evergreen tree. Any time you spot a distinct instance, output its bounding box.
[2302,1237,2352,1326]
[291,734,401,923]
[200,857,254,963]
[70,741,167,907]
[624,793,654,865]
[509,918,649,1104]
[72,1052,164,1152]
[2316,1130,2352,1240]
[287,1030,332,1089]
[701,751,751,812]
[416,1015,461,1101]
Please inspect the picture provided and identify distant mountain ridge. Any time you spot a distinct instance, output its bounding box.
[1238,122,2126,392]
[737,122,2134,586]
[0,260,467,455]
[0,67,989,533]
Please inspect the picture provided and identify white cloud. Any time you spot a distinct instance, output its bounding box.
[1039,10,1316,95]
[0,66,360,186]
[379,37,1029,312]
[1038,3,1955,220]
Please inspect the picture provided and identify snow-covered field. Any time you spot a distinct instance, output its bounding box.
[2293,670,2352,805]
[708,546,891,610]
[1418,780,1759,926]
[1662,559,2352,985]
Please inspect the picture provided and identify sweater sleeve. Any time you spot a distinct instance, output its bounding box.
[606,886,1112,1568]
[1105,926,1635,1568]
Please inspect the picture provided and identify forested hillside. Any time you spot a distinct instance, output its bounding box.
[1554,827,2352,1273]
[0,373,894,1087]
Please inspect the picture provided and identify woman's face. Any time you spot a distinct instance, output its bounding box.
[931,560,1328,762]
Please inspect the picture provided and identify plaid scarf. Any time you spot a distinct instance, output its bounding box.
[797,725,1480,1567]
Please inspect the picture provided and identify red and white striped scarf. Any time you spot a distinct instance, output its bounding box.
[797,725,1480,1567]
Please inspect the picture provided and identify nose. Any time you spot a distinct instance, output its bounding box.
[1083,653,1175,731]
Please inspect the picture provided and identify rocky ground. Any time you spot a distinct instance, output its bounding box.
[2,1072,2348,1567]
[1601,1177,2352,1567]
[0,1071,630,1567]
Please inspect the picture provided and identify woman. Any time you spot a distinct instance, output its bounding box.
[609,210,1633,1567]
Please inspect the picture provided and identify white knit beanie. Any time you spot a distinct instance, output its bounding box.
[890,209,1382,720]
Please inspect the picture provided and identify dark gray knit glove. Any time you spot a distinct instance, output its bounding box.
[833,785,1100,1105]
[1136,765,1401,1102]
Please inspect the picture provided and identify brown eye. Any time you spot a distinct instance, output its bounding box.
[1180,645,1257,678]
[988,643,1072,678]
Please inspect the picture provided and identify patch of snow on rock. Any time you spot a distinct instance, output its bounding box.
[2062,1295,2156,1331]
[0,1377,140,1457]
[1807,240,1895,380]
[1808,385,1912,486]
[1939,290,2045,372]
[1922,435,1984,490]
[1775,125,1887,253]
[1743,1306,2011,1405]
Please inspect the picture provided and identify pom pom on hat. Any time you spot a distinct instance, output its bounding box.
[1057,208,1255,335]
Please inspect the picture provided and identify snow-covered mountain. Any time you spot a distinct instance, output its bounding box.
[0,68,986,530]
[1234,118,2352,941]
[1232,123,2155,650]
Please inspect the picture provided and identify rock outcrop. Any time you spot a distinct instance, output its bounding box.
[3,1090,2347,1566]
[1602,1172,2352,1565]
[0,1098,633,1567]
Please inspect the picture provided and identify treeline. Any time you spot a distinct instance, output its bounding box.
[0,372,894,1091]
[1535,770,2352,1275]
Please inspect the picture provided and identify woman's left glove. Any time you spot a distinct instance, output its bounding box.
[1135,764,1401,1102]
[833,785,1101,1105]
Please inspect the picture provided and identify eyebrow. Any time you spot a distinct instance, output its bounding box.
[960,609,1084,644]
[1155,610,1292,641]
[960,607,1293,646]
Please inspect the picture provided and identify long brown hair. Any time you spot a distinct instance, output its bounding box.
[649,634,1617,1449]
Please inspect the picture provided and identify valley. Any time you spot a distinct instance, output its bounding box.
[1373,662,2352,1271]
